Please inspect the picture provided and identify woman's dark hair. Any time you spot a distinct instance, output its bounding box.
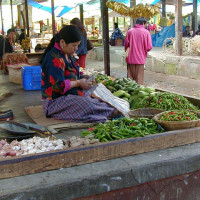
[70,18,87,37]
[136,17,147,25]
[114,23,118,28]
[7,29,15,35]
[40,25,82,63]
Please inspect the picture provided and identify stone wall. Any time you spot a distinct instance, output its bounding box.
[87,47,200,80]
[146,52,200,80]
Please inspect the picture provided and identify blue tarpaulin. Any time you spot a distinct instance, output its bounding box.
[152,24,175,47]
[28,0,58,13]
[152,24,187,47]
[57,7,74,17]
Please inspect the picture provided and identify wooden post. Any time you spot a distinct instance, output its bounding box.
[10,0,14,28]
[0,0,4,35]
[17,5,21,28]
[162,0,166,18]
[123,17,126,29]
[79,4,84,25]
[175,0,182,56]
[92,17,95,30]
[130,0,135,27]
[99,17,102,34]
[51,0,55,36]
[192,0,197,33]
[25,0,29,37]
[101,0,110,76]
[61,17,63,28]
[113,17,115,31]
[47,18,49,27]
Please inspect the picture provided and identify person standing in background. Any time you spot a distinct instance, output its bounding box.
[125,17,152,85]
[110,23,124,46]
[91,27,99,38]
[0,29,16,59]
[70,18,88,69]
[18,29,25,44]
[183,26,191,37]
[192,25,200,37]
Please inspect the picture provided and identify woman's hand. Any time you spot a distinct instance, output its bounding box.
[79,78,92,90]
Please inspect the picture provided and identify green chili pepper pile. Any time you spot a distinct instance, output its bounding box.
[81,118,165,142]
[132,92,199,111]
[159,110,199,121]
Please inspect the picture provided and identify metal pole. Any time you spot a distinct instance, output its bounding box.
[101,0,110,76]
[51,0,55,36]
[25,0,29,37]
[79,4,84,25]
[0,0,4,35]
[175,0,182,56]
[10,0,14,28]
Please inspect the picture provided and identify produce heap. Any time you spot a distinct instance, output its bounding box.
[95,74,199,111]
[106,1,160,18]
[81,118,164,142]
[158,110,199,121]
[21,37,31,50]
[79,73,200,142]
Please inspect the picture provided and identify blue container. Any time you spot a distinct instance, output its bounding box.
[22,66,41,90]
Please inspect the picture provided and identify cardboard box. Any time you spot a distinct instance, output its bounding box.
[115,39,124,46]
[7,63,31,84]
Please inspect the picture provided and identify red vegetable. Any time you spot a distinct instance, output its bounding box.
[88,127,95,131]
[169,112,175,114]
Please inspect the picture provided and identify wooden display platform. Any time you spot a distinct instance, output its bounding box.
[0,127,200,180]
[0,93,199,180]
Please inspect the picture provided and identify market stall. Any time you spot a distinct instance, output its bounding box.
[0,72,200,180]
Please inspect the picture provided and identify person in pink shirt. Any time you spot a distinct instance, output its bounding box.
[125,17,152,85]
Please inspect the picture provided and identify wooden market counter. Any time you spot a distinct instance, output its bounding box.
[25,52,44,66]
[90,39,102,44]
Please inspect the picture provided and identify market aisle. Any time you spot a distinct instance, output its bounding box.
[86,59,200,99]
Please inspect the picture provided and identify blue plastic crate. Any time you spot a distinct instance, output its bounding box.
[22,66,41,90]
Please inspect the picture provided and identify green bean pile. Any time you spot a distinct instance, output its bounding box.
[132,92,199,111]
[81,118,165,142]
[159,110,199,121]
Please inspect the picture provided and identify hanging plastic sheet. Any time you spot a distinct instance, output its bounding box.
[28,0,59,13]
[152,24,175,47]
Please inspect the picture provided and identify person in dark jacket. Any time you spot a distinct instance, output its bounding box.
[110,23,124,46]
[183,26,191,37]
[192,25,200,37]
[70,18,88,69]
[18,29,25,44]
[0,29,15,59]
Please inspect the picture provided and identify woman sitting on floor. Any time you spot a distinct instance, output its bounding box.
[41,25,120,123]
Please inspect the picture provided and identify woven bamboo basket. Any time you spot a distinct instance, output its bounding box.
[153,110,200,131]
[128,108,164,119]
